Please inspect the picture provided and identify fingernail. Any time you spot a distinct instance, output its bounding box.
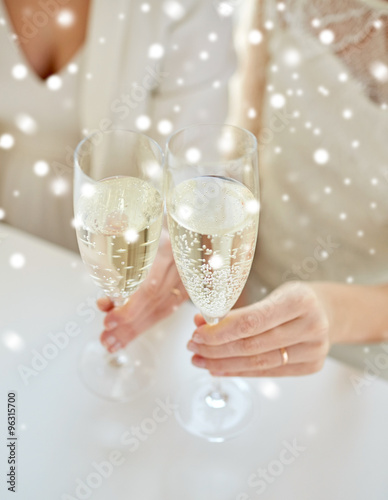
[192,333,204,344]
[192,357,206,368]
[104,335,116,347]
[187,341,198,353]
[110,341,122,353]
[106,321,118,331]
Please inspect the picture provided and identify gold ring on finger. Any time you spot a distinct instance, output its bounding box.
[280,347,289,365]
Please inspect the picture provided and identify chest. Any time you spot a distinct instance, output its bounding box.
[2,0,90,80]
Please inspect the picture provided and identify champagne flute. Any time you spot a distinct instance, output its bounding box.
[73,129,164,402]
[166,124,260,441]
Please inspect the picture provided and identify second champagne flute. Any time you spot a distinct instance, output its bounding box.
[166,124,260,441]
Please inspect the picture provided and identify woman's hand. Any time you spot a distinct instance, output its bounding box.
[187,282,332,377]
[97,230,188,352]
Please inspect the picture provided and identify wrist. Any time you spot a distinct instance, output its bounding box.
[309,282,345,344]
[310,281,388,344]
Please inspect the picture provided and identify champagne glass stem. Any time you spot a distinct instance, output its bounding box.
[205,376,229,409]
[112,296,129,308]
[106,295,130,368]
[202,317,229,409]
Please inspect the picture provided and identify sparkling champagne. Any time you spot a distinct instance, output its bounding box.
[76,177,163,299]
[168,176,259,320]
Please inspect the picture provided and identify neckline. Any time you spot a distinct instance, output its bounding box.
[0,1,88,85]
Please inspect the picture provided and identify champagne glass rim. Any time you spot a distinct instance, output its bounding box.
[74,128,164,179]
[165,122,258,158]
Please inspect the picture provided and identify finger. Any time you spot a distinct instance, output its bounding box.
[191,342,323,374]
[133,238,175,303]
[191,350,282,373]
[121,267,186,326]
[102,239,174,329]
[97,297,114,312]
[103,279,159,330]
[137,279,186,329]
[163,277,188,308]
[104,259,179,330]
[221,361,325,377]
[100,320,147,352]
[156,280,188,315]
[192,283,312,346]
[123,260,176,316]
[194,314,206,328]
[100,281,187,351]
[103,299,131,330]
[189,316,324,359]
[158,228,172,255]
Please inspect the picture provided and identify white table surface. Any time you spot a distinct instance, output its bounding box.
[1,223,388,500]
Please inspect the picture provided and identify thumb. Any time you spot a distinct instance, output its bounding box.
[194,314,207,328]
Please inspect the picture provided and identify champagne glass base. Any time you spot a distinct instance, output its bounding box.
[78,338,157,402]
[175,375,258,442]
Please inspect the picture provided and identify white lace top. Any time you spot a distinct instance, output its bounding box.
[247,0,388,297]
